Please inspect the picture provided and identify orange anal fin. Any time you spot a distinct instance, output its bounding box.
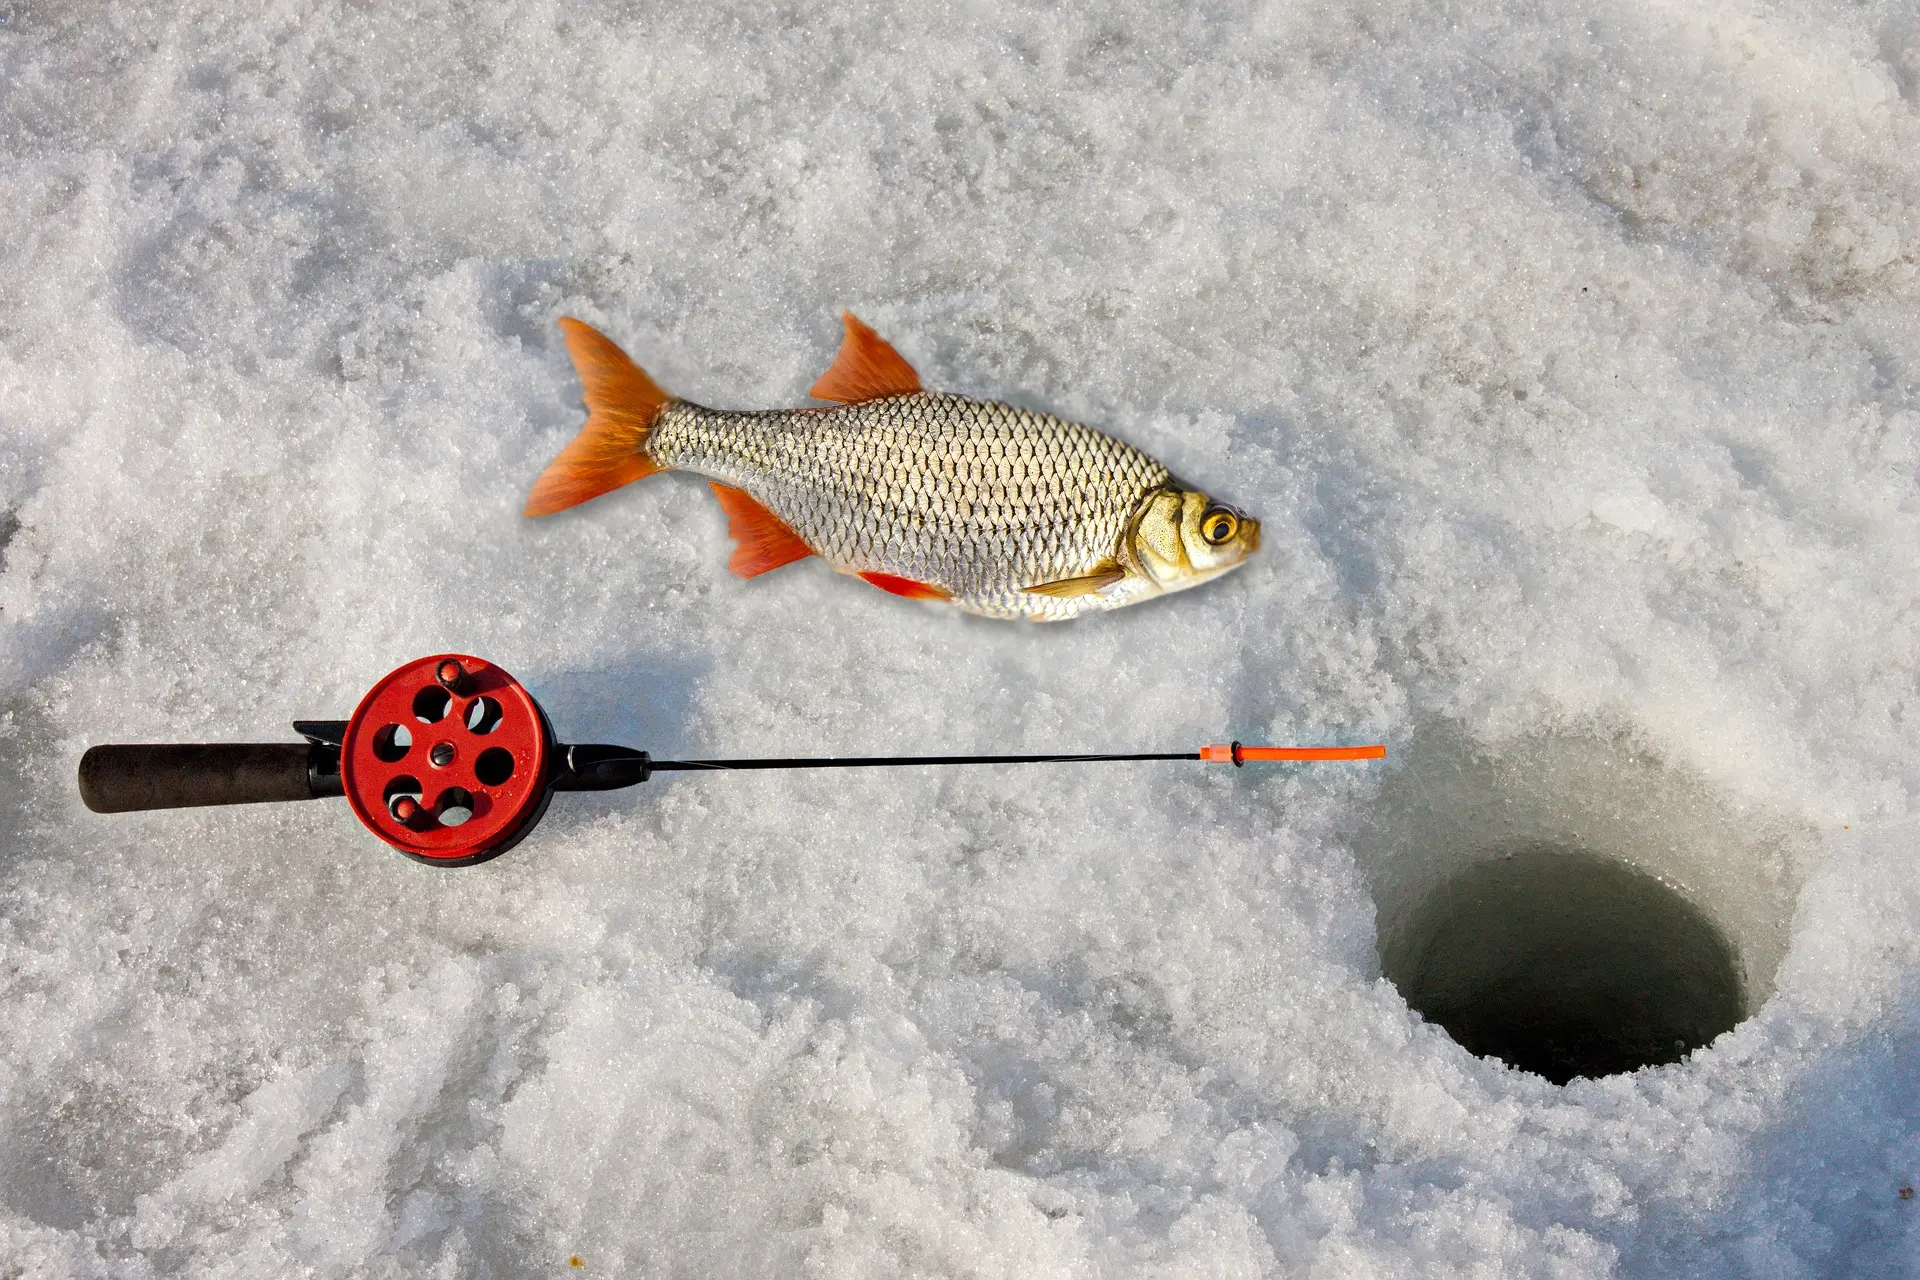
[709,483,815,579]
[857,571,952,601]
[525,318,672,517]
[809,311,923,404]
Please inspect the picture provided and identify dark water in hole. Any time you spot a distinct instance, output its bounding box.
[1382,847,1745,1084]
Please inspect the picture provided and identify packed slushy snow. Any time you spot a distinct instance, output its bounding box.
[3,0,1918,1274]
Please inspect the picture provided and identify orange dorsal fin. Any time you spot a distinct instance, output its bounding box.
[709,483,815,579]
[857,571,952,601]
[809,311,923,404]
[525,318,672,517]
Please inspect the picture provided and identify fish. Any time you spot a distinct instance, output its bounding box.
[524,313,1261,621]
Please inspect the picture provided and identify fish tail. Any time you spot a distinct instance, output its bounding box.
[524,318,672,517]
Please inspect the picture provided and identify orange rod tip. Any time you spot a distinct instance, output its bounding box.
[1200,742,1387,764]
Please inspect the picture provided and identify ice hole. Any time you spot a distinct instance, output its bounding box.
[1354,726,1807,1083]
[1383,845,1743,1082]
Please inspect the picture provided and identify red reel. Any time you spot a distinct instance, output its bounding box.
[340,655,553,865]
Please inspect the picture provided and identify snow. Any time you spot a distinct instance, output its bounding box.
[3,0,1919,1273]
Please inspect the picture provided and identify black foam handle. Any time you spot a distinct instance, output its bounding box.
[78,744,326,813]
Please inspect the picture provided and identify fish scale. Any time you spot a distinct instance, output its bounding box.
[648,393,1170,620]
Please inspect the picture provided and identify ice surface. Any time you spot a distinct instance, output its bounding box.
[2,0,1918,1273]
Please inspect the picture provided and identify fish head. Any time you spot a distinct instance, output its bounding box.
[1127,485,1261,593]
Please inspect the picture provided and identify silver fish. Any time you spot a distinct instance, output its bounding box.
[526,313,1259,621]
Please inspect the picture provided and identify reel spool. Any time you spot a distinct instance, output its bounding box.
[339,656,554,866]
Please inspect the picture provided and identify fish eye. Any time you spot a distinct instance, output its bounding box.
[1201,508,1238,545]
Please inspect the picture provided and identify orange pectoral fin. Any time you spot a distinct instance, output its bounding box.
[809,312,923,404]
[709,483,815,579]
[1022,564,1125,598]
[857,571,953,601]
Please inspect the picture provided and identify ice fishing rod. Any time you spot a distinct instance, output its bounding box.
[77,654,1386,867]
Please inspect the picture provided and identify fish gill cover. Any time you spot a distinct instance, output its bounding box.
[1,0,1918,1275]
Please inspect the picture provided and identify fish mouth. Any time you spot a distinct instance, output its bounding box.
[1243,518,1262,553]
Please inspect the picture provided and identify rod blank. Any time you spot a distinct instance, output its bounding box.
[648,751,1197,772]
[649,744,1387,773]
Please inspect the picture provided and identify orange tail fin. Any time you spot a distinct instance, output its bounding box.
[524,318,672,517]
